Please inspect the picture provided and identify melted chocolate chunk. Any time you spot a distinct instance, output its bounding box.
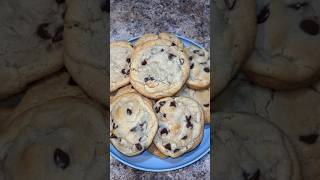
[161,48,164,52]
[168,53,176,60]
[171,42,176,46]
[189,56,193,61]
[160,128,169,135]
[243,169,260,180]
[37,23,52,40]
[150,76,154,81]
[170,101,176,107]
[181,135,188,140]
[110,134,117,138]
[139,137,142,142]
[159,101,166,106]
[155,106,160,113]
[139,121,146,127]
[130,126,137,132]
[164,143,171,150]
[190,63,194,69]
[193,50,200,54]
[54,148,70,170]
[257,5,270,24]
[68,77,77,86]
[144,77,149,82]
[300,19,319,35]
[224,0,236,10]
[163,113,166,118]
[135,143,143,151]
[127,108,132,115]
[112,123,118,129]
[52,25,64,43]
[141,60,147,65]
[56,0,65,4]
[121,69,126,74]
[126,58,131,63]
[299,133,319,144]
[186,115,193,129]
[203,104,209,107]
[288,2,309,10]
[204,67,210,73]
[198,52,205,57]
[174,149,180,153]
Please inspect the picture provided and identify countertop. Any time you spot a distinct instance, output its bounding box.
[110,0,210,179]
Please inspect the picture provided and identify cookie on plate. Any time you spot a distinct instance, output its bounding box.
[110,93,158,156]
[64,0,107,105]
[0,97,106,180]
[176,86,210,123]
[147,143,167,159]
[213,112,301,180]
[185,45,210,89]
[153,97,204,158]
[110,41,134,92]
[0,0,66,99]
[212,0,256,97]
[135,33,184,49]
[135,34,160,48]
[243,0,320,90]
[130,39,189,99]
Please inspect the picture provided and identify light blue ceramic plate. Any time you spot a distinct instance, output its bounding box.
[110,35,210,172]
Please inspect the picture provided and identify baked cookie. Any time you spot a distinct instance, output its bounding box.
[212,0,256,97]
[64,0,107,105]
[176,86,210,123]
[185,45,210,89]
[110,93,158,156]
[243,0,320,90]
[110,41,133,92]
[0,0,66,99]
[135,34,159,48]
[213,112,301,180]
[215,75,320,180]
[0,97,106,180]
[159,32,184,49]
[147,143,167,159]
[153,97,204,158]
[130,39,189,99]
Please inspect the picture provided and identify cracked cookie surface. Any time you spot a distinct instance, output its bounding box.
[110,93,158,156]
[64,0,107,105]
[243,0,320,89]
[0,0,66,99]
[212,0,256,97]
[213,112,301,180]
[153,97,204,158]
[110,41,133,92]
[130,39,189,99]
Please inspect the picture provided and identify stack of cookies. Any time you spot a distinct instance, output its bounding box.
[213,0,320,179]
[110,33,210,158]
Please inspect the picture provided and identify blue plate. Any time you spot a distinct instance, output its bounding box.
[110,35,210,172]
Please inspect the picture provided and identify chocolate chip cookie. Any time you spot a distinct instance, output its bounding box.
[110,41,134,92]
[110,93,158,156]
[243,0,320,90]
[130,39,189,99]
[135,33,184,49]
[153,97,204,158]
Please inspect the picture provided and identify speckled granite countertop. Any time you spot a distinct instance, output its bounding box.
[110,0,210,179]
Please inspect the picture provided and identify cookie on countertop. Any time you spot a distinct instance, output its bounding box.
[153,97,204,158]
[177,86,210,124]
[212,0,256,98]
[213,112,301,180]
[243,0,320,90]
[185,45,210,89]
[0,0,66,100]
[64,0,107,105]
[130,39,189,99]
[110,41,134,92]
[110,93,158,156]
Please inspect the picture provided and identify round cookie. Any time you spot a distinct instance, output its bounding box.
[159,32,184,49]
[110,41,134,92]
[243,0,320,90]
[185,45,210,89]
[64,0,107,105]
[110,93,158,156]
[0,0,66,99]
[0,98,106,180]
[130,39,189,99]
[212,0,257,97]
[135,34,159,48]
[153,97,204,158]
[213,112,301,180]
[176,86,210,124]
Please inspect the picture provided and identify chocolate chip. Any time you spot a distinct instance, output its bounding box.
[37,23,52,40]
[56,0,65,4]
[193,50,200,54]
[243,169,260,180]
[161,48,164,52]
[186,115,193,129]
[126,69,130,75]
[189,56,193,61]
[198,52,205,57]
[144,77,149,82]
[121,69,126,74]
[190,63,194,69]
[139,121,145,127]
[163,113,166,118]
[130,126,137,132]
[203,104,209,107]
[179,58,184,65]
[159,101,166,106]
[168,53,176,60]
[299,133,319,144]
[164,143,171,150]
[155,106,160,113]
[150,76,154,81]
[54,148,70,170]
[204,67,210,73]
[141,60,147,65]
[135,143,143,151]
[171,42,176,46]
[300,19,319,35]
[68,77,77,86]
[139,137,142,142]
[127,108,132,115]
[52,25,64,43]
[160,128,169,135]
[224,0,236,10]
[170,101,176,107]
[174,149,180,153]
[110,134,117,138]
[257,5,270,24]
[288,2,308,10]
[186,115,192,121]
[126,58,131,63]
[100,0,109,12]
[112,123,118,129]
[181,135,188,140]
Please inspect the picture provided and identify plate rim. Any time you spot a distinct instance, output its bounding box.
[110,35,210,172]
